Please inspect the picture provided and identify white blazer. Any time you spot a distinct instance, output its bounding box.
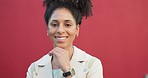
[26,46,103,78]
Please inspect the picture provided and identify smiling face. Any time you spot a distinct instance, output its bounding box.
[47,8,79,49]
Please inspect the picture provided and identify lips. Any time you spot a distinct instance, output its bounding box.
[54,36,68,40]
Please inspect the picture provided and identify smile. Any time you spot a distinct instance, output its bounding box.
[54,36,68,40]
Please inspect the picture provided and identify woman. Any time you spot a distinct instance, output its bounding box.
[26,0,103,78]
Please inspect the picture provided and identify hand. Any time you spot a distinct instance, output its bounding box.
[49,47,71,72]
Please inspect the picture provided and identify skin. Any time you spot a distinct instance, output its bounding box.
[47,7,79,77]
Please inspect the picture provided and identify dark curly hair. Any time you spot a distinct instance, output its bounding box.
[43,0,93,26]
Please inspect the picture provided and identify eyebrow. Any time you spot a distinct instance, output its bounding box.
[64,20,72,22]
[50,20,73,22]
[50,20,58,22]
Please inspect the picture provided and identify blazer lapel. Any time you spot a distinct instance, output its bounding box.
[70,46,90,78]
[33,54,53,78]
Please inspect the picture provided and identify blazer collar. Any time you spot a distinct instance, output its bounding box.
[71,46,88,62]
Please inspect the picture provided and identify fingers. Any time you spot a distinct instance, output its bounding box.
[54,47,66,53]
[49,51,52,56]
[48,47,67,56]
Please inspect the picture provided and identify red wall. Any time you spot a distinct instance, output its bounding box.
[0,0,148,78]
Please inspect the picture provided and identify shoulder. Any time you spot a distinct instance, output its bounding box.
[35,54,51,65]
[74,46,100,59]
[84,52,102,69]
[76,47,103,78]
[32,54,52,67]
[27,54,51,73]
[73,46,102,64]
[72,46,103,77]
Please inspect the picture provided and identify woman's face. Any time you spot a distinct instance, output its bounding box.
[47,8,79,49]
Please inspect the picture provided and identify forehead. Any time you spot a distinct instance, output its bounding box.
[49,8,75,22]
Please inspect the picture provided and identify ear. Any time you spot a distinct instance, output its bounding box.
[47,30,49,36]
[46,25,49,35]
[76,24,80,37]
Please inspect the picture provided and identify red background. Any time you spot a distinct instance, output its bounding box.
[0,0,148,78]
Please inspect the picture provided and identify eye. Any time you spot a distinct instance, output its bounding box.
[50,23,58,27]
[65,24,72,27]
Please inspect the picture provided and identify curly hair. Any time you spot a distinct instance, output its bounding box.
[43,0,93,25]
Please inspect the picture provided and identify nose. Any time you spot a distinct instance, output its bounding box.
[56,24,65,34]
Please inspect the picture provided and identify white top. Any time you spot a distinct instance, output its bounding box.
[52,69,63,78]
[26,46,103,78]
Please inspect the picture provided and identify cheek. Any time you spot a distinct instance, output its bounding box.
[47,31,55,40]
[48,29,55,35]
[67,29,77,37]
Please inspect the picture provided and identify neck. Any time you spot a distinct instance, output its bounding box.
[68,46,74,60]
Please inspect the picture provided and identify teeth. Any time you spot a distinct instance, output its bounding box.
[55,36,67,40]
[56,37,66,40]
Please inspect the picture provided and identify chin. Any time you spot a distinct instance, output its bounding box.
[54,44,67,49]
